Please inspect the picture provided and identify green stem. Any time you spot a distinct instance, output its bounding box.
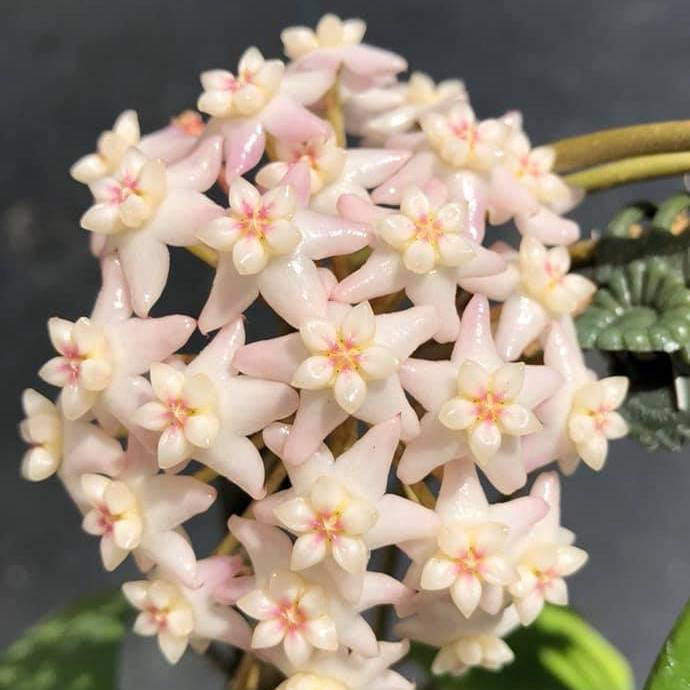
[549,120,690,173]
[564,151,690,192]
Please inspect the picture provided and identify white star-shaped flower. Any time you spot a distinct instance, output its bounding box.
[123,556,251,664]
[522,319,629,474]
[234,301,437,464]
[398,295,561,494]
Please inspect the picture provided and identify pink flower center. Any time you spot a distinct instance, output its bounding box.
[453,546,485,576]
[327,338,362,373]
[543,260,565,288]
[274,599,307,633]
[291,141,321,168]
[110,173,141,204]
[473,390,506,424]
[591,406,613,432]
[519,154,544,178]
[147,606,170,630]
[235,204,272,239]
[413,213,445,245]
[450,119,478,147]
[534,567,558,591]
[96,504,117,536]
[310,511,344,543]
[224,69,254,92]
[165,398,191,428]
[60,346,85,383]
[171,111,204,136]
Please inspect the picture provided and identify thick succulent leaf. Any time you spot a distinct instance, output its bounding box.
[411,605,633,690]
[621,385,690,451]
[0,591,130,690]
[577,254,690,360]
[644,598,690,690]
[602,201,656,238]
[651,193,690,234]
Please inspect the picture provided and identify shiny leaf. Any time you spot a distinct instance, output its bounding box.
[644,598,690,690]
[0,591,130,690]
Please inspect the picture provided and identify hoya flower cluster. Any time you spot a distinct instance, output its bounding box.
[19,13,630,689]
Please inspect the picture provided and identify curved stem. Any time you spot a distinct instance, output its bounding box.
[214,455,286,555]
[324,79,346,147]
[187,243,218,267]
[549,120,690,173]
[564,151,690,192]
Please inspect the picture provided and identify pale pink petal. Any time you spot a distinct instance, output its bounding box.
[364,494,440,549]
[357,571,411,611]
[495,294,549,362]
[444,171,490,243]
[216,118,266,184]
[261,94,330,142]
[405,270,460,343]
[490,495,548,539]
[341,302,376,345]
[283,390,349,465]
[199,431,266,499]
[291,533,329,570]
[297,209,371,260]
[258,254,329,328]
[355,376,420,441]
[515,206,580,246]
[138,474,216,531]
[334,416,400,499]
[481,436,527,495]
[91,255,132,324]
[459,260,520,301]
[224,377,299,436]
[374,305,438,361]
[188,319,246,381]
[488,165,539,224]
[399,358,457,412]
[371,152,437,205]
[228,516,293,582]
[397,412,466,484]
[165,136,223,192]
[138,530,198,587]
[280,69,334,105]
[108,315,195,375]
[233,333,306,383]
[115,234,170,318]
[435,457,489,521]
[341,148,412,188]
[198,254,259,334]
[333,249,407,303]
[337,192,387,225]
[451,574,482,617]
[147,189,224,246]
[451,295,502,370]
[334,370,367,413]
[519,364,562,409]
[342,43,407,77]
[139,126,199,163]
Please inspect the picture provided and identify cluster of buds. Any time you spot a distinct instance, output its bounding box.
[19,13,630,689]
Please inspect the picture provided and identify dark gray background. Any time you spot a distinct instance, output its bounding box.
[2,1,689,687]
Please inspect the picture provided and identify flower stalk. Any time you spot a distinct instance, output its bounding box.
[564,151,690,192]
[549,119,690,172]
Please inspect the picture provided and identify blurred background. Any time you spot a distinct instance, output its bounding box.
[2,0,690,687]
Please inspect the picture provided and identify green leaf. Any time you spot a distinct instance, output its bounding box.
[576,253,690,361]
[411,605,634,690]
[651,193,690,233]
[622,384,690,451]
[0,591,131,690]
[644,598,690,690]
